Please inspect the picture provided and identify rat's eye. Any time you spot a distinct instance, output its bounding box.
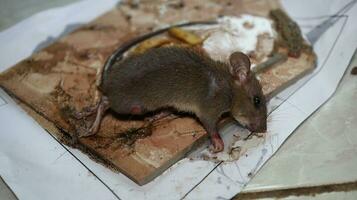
[253,96,261,108]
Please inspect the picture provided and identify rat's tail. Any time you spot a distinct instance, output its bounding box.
[97,20,218,91]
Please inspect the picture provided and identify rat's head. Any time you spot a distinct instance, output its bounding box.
[228,52,267,133]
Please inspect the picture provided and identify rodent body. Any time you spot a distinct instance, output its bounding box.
[77,24,267,153]
[101,47,232,120]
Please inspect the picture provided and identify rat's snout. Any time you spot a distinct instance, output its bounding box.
[248,123,266,133]
[248,118,267,133]
[233,114,267,132]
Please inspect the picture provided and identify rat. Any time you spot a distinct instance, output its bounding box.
[75,23,267,153]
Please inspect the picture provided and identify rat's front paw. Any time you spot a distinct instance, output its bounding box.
[210,132,224,153]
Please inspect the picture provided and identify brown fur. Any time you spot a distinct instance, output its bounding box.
[99,46,267,152]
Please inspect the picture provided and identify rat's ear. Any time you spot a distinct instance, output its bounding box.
[229,52,251,84]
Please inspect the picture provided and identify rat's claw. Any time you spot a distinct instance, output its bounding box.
[210,132,224,153]
[75,125,94,138]
[77,110,103,138]
[73,106,98,119]
[77,129,94,138]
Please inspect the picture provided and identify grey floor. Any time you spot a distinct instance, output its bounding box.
[0,0,80,31]
[0,177,17,200]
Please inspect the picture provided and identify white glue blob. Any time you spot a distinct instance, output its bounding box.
[203,15,276,66]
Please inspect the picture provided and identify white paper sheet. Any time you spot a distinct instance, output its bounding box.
[0,0,356,199]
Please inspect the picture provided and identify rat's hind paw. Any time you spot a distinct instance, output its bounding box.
[76,96,109,137]
[73,106,98,119]
[75,124,96,138]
